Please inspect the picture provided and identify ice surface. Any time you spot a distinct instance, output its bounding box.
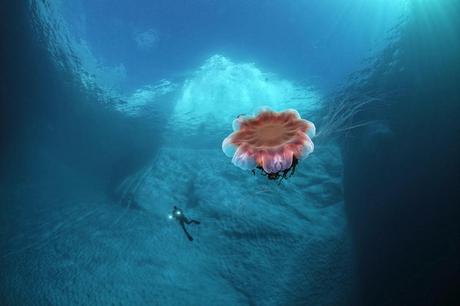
[165,55,321,145]
[114,143,350,305]
[115,80,177,116]
[0,143,351,305]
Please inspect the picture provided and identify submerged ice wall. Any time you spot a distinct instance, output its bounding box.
[342,1,460,305]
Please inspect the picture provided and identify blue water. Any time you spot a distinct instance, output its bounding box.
[1,1,459,305]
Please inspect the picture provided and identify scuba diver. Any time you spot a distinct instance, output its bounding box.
[170,206,200,241]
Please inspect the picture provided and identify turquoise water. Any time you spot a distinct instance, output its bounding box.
[1,1,459,305]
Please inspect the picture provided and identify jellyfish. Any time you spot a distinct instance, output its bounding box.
[222,109,316,180]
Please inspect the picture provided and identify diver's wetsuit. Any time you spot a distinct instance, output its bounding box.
[172,206,200,241]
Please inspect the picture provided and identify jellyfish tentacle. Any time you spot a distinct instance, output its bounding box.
[317,92,386,139]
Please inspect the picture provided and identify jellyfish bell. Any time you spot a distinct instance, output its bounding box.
[232,114,250,131]
[222,108,316,180]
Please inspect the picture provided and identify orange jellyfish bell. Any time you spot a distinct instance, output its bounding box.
[222,109,315,179]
